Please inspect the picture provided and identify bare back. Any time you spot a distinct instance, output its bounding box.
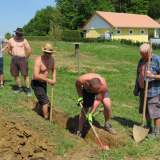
[8,37,30,57]
[77,73,107,92]
[32,55,55,82]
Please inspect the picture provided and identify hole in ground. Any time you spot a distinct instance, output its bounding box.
[25,98,127,149]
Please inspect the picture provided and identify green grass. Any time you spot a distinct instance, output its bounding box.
[2,41,160,159]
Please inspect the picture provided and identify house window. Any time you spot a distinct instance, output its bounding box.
[129,29,134,35]
[141,29,145,35]
[116,29,121,35]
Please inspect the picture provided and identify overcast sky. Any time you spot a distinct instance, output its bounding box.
[0,0,56,37]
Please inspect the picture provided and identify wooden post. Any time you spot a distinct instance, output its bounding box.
[75,44,79,55]
[72,43,83,77]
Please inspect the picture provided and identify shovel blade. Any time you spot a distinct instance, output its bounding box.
[133,124,149,143]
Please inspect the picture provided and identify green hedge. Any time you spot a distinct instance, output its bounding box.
[61,30,83,39]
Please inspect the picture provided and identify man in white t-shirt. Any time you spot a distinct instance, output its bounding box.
[0,36,8,87]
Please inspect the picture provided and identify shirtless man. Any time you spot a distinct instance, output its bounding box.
[76,73,117,138]
[31,43,56,121]
[8,28,31,96]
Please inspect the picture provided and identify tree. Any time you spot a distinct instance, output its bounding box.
[23,6,54,36]
[148,0,160,20]
[5,32,11,37]
[110,0,148,14]
[55,0,115,30]
[49,7,64,45]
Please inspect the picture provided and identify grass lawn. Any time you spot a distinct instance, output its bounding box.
[1,40,160,160]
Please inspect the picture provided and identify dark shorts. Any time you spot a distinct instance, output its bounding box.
[10,57,28,77]
[0,57,3,71]
[82,87,110,108]
[139,88,160,119]
[31,80,49,105]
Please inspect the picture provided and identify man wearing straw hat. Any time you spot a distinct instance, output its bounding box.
[8,28,32,96]
[31,43,56,121]
[133,43,160,139]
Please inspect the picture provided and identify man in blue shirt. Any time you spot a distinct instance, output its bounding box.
[134,43,160,139]
[0,36,8,87]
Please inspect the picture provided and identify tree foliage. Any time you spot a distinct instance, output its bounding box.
[23,6,54,36]
[55,0,115,30]
[12,0,160,37]
[148,0,160,20]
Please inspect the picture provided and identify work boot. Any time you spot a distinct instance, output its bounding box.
[77,131,82,138]
[146,131,159,139]
[14,87,24,94]
[103,123,117,135]
[27,88,32,96]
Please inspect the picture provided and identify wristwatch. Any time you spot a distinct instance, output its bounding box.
[154,75,156,79]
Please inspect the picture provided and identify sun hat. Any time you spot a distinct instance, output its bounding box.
[14,28,24,34]
[42,43,56,53]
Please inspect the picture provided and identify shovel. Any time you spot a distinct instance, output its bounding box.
[50,85,54,122]
[133,42,152,143]
[79,102,109,150]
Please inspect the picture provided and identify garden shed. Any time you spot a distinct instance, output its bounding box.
[81,11,160,42]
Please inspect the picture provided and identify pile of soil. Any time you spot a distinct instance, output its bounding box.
[0,117,55,160]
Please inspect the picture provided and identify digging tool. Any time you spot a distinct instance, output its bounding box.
[50,85,54,122]
[79,102,109,150]
[133,42,152,143]
[93,108,104,117]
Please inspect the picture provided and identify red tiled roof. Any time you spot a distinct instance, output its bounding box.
[81,11,160,30]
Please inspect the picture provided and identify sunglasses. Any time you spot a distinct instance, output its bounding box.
[17,34,23,37]
[44,52,52,55]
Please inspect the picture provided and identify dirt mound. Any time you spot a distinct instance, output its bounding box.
[0,117,55,160]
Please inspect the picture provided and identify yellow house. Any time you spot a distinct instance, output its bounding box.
[81,11,160,42]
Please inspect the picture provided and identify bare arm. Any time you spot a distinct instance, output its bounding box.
[24,39,31,60]
[90,92,104,114]
[8,41,12,56]
[75,77,83,97]
[2,40,8,52]
[146,71,160,80]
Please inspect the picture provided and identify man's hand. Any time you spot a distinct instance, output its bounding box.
[88,113,93,123]
[146,71,154,78]
[76,97,83,106]
[48,79,57,85]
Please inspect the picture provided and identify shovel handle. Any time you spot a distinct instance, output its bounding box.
[142,42,152,126]
[50,86,54,122]
[79,102,107,149]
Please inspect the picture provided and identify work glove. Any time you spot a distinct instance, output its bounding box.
[88,113,93,123]
[76,97,83,107]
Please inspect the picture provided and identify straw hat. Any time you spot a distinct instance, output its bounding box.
[42,43,56,53]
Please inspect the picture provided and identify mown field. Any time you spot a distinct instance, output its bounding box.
[1,40,160,160]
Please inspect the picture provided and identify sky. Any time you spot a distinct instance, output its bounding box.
[0,0,56,37]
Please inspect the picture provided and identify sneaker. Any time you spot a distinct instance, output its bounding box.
[77,131,82,138]
[103,123,117,135]
[14,87,24,93]
[27,88,32,96]
[146,131,159,139]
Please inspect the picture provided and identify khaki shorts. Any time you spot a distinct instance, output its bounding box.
[139,88,160,119]
[10,57,28,77]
